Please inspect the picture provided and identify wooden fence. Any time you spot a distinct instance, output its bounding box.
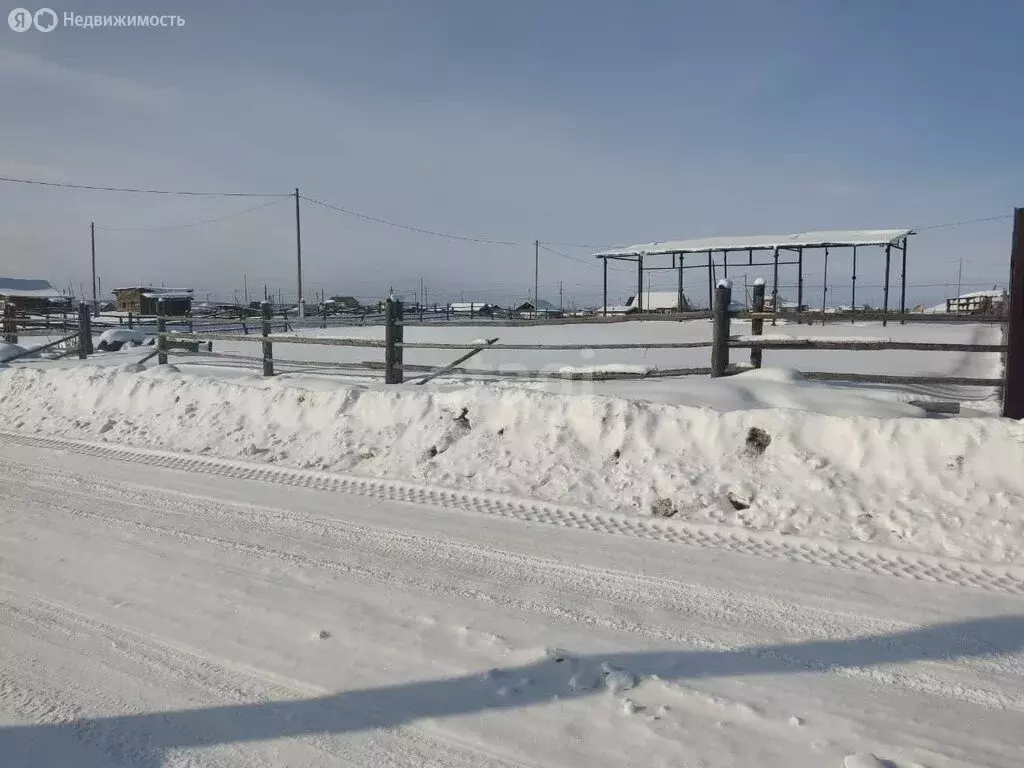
[7,294,1015,413]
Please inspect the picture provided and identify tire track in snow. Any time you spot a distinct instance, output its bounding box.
[6,468,1024,712]
[2,430,1024,597]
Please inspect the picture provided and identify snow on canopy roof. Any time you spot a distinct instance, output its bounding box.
[0,277,65,299]
[141,291,193,300]
[112,286,194,294]
[594,229,913,257]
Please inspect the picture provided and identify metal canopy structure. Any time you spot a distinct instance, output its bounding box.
[594,228,914,320]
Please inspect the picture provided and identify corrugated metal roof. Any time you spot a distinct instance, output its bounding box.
[595,229,913,257]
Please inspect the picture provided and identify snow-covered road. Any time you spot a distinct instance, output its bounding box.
[1,437,1022,767]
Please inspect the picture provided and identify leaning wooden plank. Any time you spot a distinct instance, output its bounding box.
[0,331,80,362]
[414,338,499,385]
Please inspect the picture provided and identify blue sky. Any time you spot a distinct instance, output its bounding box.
[1,0,1021,308]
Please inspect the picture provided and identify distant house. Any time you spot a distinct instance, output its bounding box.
[112,286,194,315]
[625,291,690,313]
[763,295,805,313]
[327,296,361,310]
[0,277,71,313]
[515,299,562,318]
[323,296,363,314]
[596,303,637,315]
[925,290,1006,315]
[448,302,494,317]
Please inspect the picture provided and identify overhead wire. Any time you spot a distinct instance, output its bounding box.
[0,175,289,198]
[95,198,283,232]
[300,194,523,246]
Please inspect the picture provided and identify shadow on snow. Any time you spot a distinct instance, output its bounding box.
[3,614,1023,767]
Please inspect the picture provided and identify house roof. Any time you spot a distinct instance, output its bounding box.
[112,286,194,294]
[517,298,558,310]
[0,277,65,300]
[595,229,913,257]
[141,291,193,300]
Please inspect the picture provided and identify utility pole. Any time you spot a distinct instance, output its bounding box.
[244,274,249,306]
[534,239,539,314]
[822,248,830,322]
[1002,208,1023,419]
[957,257,963,301]
[294,187,303,317]
[90,221,97,317]
[559,280,563,310]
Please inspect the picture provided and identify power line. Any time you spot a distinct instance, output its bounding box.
[95,198,283,232]
[0,175,289,198]
[3,172,1015,247]
[538,239,623,250]
[538,243,633,272]
[917,214,1013,230]
[300,194,523,246]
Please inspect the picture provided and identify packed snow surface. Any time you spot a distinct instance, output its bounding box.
[0,341,28,362]
[1,441,1023,768]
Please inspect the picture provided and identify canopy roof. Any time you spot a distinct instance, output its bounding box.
[595,229,913,258]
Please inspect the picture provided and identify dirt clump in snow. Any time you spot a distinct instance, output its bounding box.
[650,498,676,517]
[745,427,772,456]
[727,491,752,511]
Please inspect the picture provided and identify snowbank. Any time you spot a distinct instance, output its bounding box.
[2,365,1023,563]
[0,342,28,362]
[97,328,149,351]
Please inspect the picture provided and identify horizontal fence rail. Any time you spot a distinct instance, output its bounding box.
[728,338,1006,353]
[799,372,1003,387]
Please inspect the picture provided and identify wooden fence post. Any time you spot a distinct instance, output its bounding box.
[1,303,15,346]
[710,280,732,377]
[77,303,90,359]
[1002,208,1023,419]
[261,300,274,377]
[750,278,765,369]
[157,316,167,365]
[385,298,404,384]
